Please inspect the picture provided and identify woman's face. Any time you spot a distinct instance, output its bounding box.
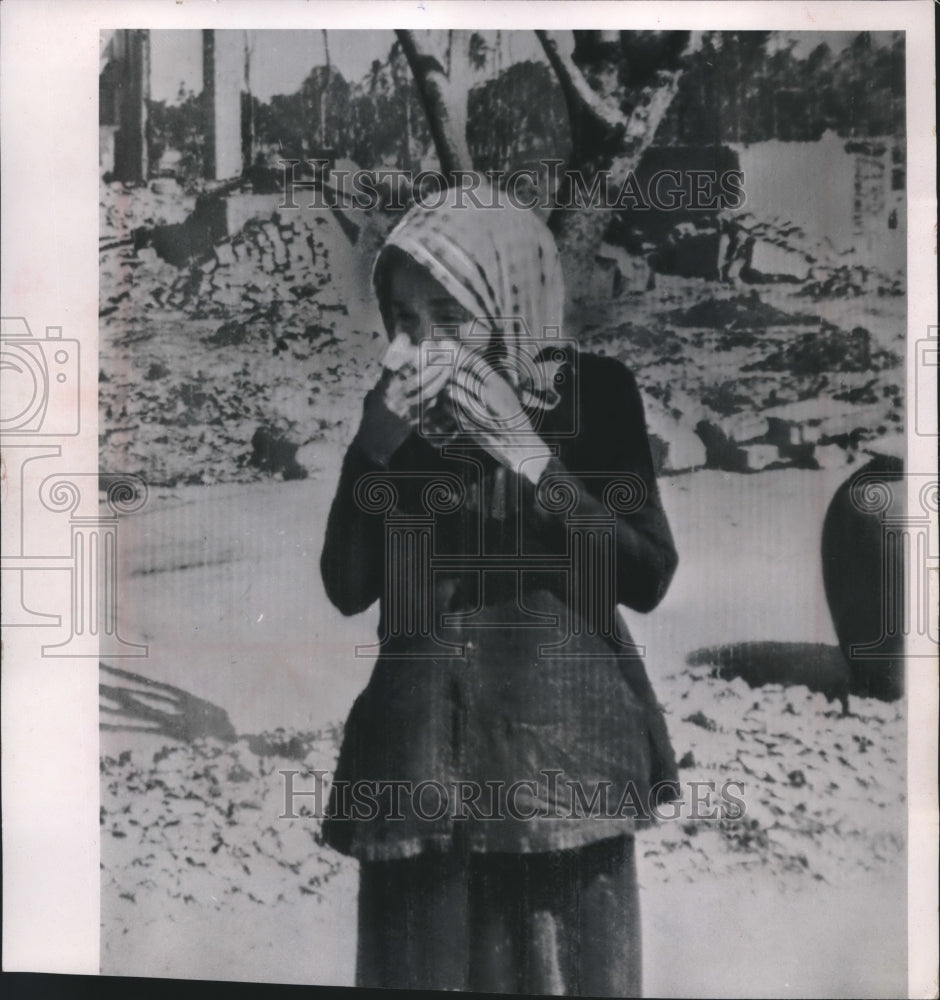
[386,262,475,346]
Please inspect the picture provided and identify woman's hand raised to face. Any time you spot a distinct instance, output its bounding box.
[354,333,453,465]
[378,342,452,429]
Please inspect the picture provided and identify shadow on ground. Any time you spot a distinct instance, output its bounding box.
[686,641,851,714]
[100,662,237,742]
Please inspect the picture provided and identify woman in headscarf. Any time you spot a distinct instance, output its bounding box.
[320,191,679,996]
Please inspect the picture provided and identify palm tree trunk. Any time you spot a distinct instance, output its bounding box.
[320,29,331,151]
[395,29,472,177]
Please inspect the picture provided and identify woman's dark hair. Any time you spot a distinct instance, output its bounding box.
[373,245,422,340]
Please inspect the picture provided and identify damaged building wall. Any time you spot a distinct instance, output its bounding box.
[729,131,905,262]
[102,29,151,183]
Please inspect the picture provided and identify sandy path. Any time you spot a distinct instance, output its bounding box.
[107,462,848,731]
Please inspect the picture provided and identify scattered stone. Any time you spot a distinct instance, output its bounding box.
[683,710,718,732]
[698,411,764,444]
[742,238,812,283]
[644,401,707,473]
[214,242,235,266]
[812,444,853,470]
[243,730,324,760]
[593,243,651,298]
[101,723,348,914]
[798,263,905,300]
[766,417,804,448]
[696,420,746,472]
[737,443,785,472]
[150,178,180,196]
[776,441,818,469]
[695,421,783,472]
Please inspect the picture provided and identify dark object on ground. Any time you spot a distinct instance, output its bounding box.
[599,144,739,280]
[243,730,313,760]
[99,662,237,742]
[743,323,886,375]
[682,710,717,731]
[250,426,308,480]
[647,229,723,282]
[132,181,247,267]
[686,641,851,715]
[694,419,809,473]
[821,454,905,701]
[667,290,815,330]
[133,195,225,267]
[695,419,751,472]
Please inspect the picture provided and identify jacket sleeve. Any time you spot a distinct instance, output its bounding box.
[319,389,411,616]
[521,357,678,614]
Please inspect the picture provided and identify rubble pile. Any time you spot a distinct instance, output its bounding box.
[797,264,906,300]
[692,392,902,473]
[646,668,905,886]
[99,672,905,915]
[720,209,905,293]
[581,284,903,475]
[100,727,351,911]
[99,182,384,485]
[99,178,195,242]
[100,180,905,485]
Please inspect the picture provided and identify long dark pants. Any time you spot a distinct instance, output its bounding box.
[356,834,641,996]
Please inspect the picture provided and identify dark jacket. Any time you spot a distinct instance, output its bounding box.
[320,351,679,861]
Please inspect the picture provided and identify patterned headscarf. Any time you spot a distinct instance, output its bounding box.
[373,193,567,411]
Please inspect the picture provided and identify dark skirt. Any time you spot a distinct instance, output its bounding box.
[356,834,641,996]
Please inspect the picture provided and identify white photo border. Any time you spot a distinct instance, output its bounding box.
[1,1,935,993]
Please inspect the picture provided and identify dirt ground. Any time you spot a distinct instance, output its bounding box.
[98,180,908,995]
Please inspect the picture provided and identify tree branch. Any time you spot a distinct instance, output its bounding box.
[535,30,625,137]
[536,29,699,300]
[395,29,472,177]
[536,29,626,157]
[615,67,684,167]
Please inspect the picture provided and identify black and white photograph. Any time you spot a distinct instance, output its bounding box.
[1,2,937,996]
